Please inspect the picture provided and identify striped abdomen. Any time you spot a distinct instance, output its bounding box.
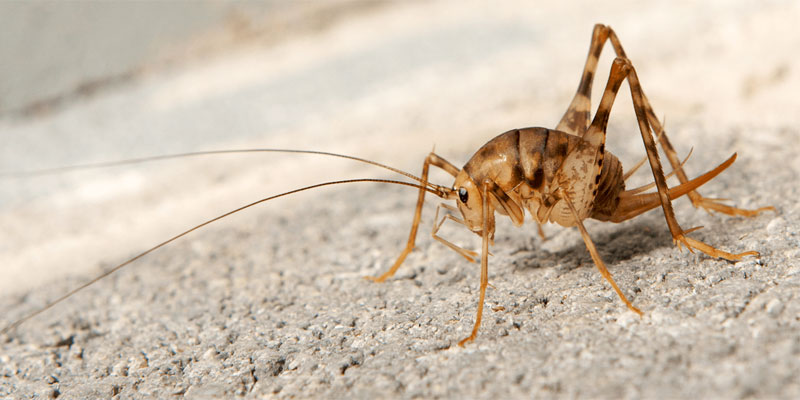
[461,127,624,226]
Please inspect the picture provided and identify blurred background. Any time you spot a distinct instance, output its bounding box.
[0,1,375,117]
[1,0,798,297]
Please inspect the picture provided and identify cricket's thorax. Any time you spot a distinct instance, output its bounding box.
[460,127,624,229]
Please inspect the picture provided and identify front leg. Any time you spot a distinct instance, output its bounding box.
[367,152,459,282]
[458,179,494,346]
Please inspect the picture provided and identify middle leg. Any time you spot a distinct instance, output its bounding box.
[559,188,642,315]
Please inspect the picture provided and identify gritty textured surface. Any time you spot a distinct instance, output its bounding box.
[2,1,800,399]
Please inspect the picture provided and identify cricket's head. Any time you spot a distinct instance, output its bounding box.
[452,169,484,233]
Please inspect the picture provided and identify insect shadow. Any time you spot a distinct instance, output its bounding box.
[510,217,675,274]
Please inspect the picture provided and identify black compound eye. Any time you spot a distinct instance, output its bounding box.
[458,187,469,203]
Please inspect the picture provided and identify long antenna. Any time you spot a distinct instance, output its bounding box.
[0,149,440,191]
[1,178,447,334]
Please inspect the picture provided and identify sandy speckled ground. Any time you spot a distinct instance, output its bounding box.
[2,2,799,398]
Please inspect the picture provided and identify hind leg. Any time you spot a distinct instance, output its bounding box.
[556,24,611,136]
[563,25,771,217]
[619,58,759,259]
[599,26,772,217]
[587,57,757,260]
[638,96,774,216]
[559,188,643,315]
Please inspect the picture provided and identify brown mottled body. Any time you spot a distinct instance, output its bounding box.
[457,128,604,230]
[369,24,772,346]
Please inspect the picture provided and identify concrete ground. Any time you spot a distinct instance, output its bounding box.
[1,1,799,398]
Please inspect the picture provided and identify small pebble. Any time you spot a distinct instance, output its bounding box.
[765,298,783,317]
[766,217,785,235]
